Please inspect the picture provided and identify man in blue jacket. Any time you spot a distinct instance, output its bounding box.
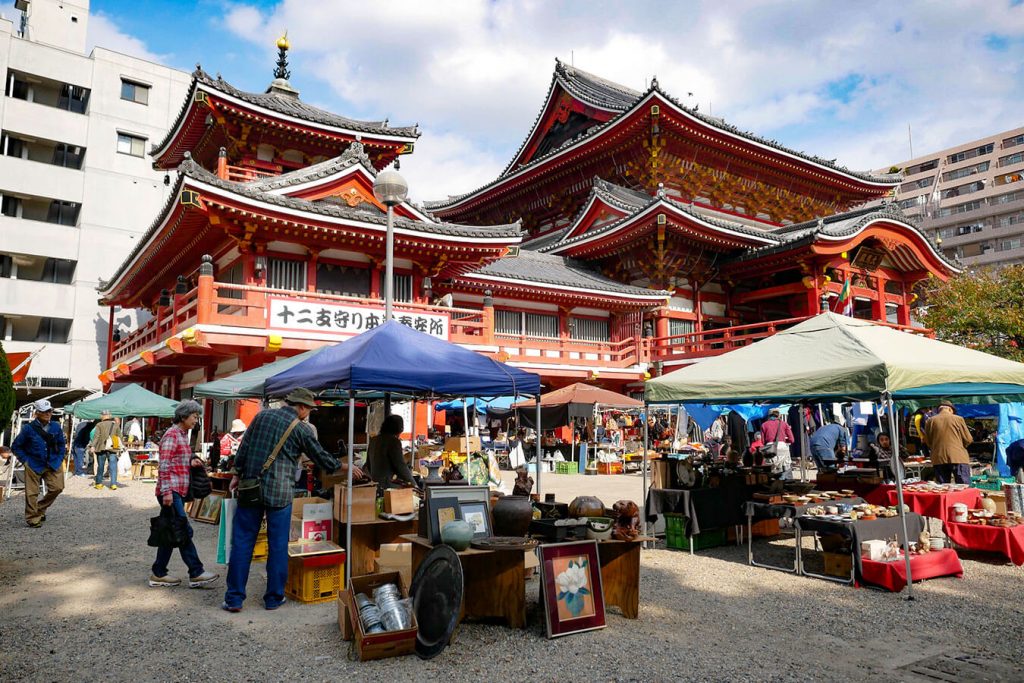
[12,399,67,527]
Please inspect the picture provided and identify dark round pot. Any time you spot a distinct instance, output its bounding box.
[424,461,444,483]
[491,495,533,536]
[569,495,606,518]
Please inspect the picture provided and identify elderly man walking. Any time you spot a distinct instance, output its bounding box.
[90,410,120,490]
[925,400,974,484]
[12,399,67,527]
[222,388,362,612]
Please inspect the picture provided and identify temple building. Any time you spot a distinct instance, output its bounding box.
[98,48,958,430]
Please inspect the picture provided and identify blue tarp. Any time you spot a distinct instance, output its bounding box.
[997,403,1024,477]
[436,396,518,414]
[263,321,541,398]
[681,403,788,431]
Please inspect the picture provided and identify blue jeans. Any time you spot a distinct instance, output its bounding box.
[73,446,87,475]
[152,493,205,579]
[811,445,836,471]
[224,502,292,609]
[94,451,118,486]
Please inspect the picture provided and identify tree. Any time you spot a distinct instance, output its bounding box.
[0,340,15,431]
[918,265,1024,362]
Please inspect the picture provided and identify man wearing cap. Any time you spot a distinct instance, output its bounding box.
[222,388,363,612]
[11,399,67,527]
[925,400,973,484]
[90,410,120,490]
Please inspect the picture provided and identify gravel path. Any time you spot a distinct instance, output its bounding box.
[1,475,1022,682]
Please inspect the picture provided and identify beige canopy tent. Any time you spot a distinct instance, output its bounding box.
[644,312,1024,597]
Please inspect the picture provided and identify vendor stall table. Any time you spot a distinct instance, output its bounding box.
[592,537,652,619]
[796,512,926,584]
[646,478,751,553]
[858,548,964,592]
[943,521,1024,566]
[402,534,527,628]
[813,473,889,505]
[744,498,864,573]
[885,487,983,524]
[338,518,418,578]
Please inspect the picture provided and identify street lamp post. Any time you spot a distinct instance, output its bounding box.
[372,168,409,320]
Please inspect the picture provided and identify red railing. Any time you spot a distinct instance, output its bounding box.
[223,164,278,182]
[494,335,642,368]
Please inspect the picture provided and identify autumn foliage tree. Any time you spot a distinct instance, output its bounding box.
[919,265,1024,362]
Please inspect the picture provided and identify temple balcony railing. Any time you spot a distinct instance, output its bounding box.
[493,334,643,369]
[644,316,932,364]
[222,164,278,182]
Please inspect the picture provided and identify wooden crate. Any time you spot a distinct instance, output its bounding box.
[597,461,623,475]
[823,551,853,579]
[384,488,414,515]
[751,518,780,538]
[285,550,345,604]
[348,571,418,661]
[337,592,354,641]
[333,483,378,523]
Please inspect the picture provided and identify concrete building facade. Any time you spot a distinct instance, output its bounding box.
[0,0,189,391]
[879,126,1024,269]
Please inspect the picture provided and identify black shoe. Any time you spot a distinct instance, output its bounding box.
[41,515,46,522]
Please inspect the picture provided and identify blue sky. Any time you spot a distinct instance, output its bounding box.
[87,0,1024,201]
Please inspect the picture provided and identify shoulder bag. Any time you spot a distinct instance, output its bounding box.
[186,463,212,502]
[236,418,300,508]
[762,420,783,457]
[147,505,189,548]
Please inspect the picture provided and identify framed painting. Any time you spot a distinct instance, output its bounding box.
[186,499,200,519]
[427,496,463,544]
[458,500,491,539]
[425,485,490,542]
[538,540,606,638]
[196,493,224,524]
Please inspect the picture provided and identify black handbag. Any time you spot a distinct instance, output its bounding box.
[237,418,299,508]
[187,464,212,501]
[147,506,189,548]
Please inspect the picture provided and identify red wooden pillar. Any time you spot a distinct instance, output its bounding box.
[306,251,318,292]
[872,275,886,322]
[370,265,382,299]
[693,282,703,333]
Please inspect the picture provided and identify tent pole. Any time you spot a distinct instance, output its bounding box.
[884,393,915,600]
[462,401,471,485]
[642,402,650,547]
[345,391,355,589]
[410,399,417,473]
[799,404,808,482]
[535,396,542,498]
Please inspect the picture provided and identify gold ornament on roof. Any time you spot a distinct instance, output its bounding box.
[277,32,291,50]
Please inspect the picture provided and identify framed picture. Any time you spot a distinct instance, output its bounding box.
[538,540,606,638]
[196,493,224,524]
[427,496,463,544]
[458,500,491,539]
[424,485,490,542]
[187,499,201,519]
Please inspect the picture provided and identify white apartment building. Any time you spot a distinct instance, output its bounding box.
[877,126,1024,269]
[0,0,189,392]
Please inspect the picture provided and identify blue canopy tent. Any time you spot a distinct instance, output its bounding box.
[435,396,518,414]
[258,321,542,585]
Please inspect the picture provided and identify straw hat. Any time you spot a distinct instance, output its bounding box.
[230,419,247,433]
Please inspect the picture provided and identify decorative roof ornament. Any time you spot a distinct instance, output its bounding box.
[273,31,291,80]
[339,140,374,172]
[650,75,659,90]
[656,182,666,198]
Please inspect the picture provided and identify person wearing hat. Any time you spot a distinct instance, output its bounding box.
[222,387,363,613]
[760,408,795,478]
[11,399,67,527]
[89,409,121,490]
[218,418,247,472]
[925,400,973,484]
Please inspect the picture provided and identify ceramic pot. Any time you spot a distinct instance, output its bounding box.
[424,461,444,483]
[440,520,474,551]
[980,494,997,514]
[568,495,606,518]
[492,495,533,536]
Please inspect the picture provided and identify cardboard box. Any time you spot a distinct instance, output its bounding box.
[751,518,780,538]
[348,571,418,661]
[333,483,378,523]
[988,491,1007,515]
[861,539,885,561]
[384,488,415,515]
[823,551,853,579]
[444,436,481,454]
[290,496,333,542]
[321,471,347,491]
[524,548,538,577]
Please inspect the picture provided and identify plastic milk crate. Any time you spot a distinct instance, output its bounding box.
[555,461,576,475]
[285,550,346,604]
[664,513,726,551]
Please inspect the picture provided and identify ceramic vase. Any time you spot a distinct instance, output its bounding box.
[440,520,474,551]
[424,461,444,483]
[568,495,605,518]
[491,495,533,536]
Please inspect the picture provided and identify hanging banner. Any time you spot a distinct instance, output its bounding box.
[268,297,449,340]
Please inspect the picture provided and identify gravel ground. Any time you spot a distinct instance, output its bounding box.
[2,475,1022,682]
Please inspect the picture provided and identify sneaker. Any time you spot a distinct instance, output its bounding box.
[265,597,287,611]
[93,483,106,490]
[41,515,46,522]
[220,602,242,613]
[148,574,182,588]
[27,520,42,528]
[188,571,220,588]
[110,485,118,491]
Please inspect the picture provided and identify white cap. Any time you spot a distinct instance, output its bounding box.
[230,419,247,433]
[33,399,53,413]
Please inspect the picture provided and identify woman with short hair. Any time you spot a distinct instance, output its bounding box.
[367,414,417,488]
[149,400,219,588]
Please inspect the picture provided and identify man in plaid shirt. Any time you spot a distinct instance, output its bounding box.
[150,400,219,589]
[223,387,362,612]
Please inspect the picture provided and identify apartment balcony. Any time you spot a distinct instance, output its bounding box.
[0,215,79,260]
[0,155,84,203]
[0,278,75,318]
[3,97,89,147]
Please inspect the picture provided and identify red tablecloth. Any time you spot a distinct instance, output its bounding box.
[944,521,1024,566]
[885,487,983,523]
[857,549,964,592]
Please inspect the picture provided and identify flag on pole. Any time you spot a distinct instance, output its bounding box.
[835,277,853,316]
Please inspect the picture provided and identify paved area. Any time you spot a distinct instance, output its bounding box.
[1,474,1022,682]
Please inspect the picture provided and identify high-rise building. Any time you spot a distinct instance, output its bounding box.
[0,0,190,396]
[878,127,1024,269]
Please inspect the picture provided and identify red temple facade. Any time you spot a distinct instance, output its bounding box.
[99,53,958,427]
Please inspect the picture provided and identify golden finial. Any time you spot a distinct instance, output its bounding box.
[276,31,290,51]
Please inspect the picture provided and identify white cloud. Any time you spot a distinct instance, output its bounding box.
[219,0,1024,195]
[87,13,167,63]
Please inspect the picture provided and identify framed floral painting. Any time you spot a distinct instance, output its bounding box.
[538,540,605,638]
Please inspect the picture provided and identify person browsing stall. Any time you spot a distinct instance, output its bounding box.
[367,414,417,488]
[149,400,219,589]
[12,399,67,527]
[222,388,363,613]
[925,400,973,484]
[809,418,849,471]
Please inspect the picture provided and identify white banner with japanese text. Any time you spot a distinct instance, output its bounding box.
[268,298,449,340]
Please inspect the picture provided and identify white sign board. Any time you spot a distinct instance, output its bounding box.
[268,297,449,340]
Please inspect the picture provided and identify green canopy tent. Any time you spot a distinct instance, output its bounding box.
[192,348,325,400]
[644,312,1024,597]
[70,383,180,419]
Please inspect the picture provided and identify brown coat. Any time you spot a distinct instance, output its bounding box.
[924,410,972,465]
